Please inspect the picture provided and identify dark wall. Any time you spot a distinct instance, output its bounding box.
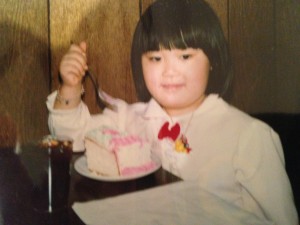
[0,0,299,145]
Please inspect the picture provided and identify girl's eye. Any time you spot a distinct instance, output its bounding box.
[149,56,161,62]
[181,54,191,60]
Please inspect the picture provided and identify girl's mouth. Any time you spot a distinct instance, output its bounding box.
[161,83,184,90]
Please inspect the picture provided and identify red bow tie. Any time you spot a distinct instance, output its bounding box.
[158,122,180,141]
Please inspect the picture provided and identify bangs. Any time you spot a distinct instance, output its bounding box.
[140,25,201,52]
[138,0,211,52]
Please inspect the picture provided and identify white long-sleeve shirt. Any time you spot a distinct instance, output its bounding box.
[47,92,298,225]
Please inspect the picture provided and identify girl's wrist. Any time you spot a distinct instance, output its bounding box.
[54,84,85,108]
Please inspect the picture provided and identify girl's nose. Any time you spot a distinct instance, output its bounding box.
[162,58,176,77]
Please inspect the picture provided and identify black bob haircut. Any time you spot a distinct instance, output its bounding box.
[131,0,232,102]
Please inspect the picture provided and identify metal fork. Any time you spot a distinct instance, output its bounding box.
[85,70,111,110]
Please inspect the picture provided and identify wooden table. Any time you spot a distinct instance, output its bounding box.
[0,145,180,225]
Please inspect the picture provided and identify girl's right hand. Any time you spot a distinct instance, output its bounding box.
[59,41,88,87]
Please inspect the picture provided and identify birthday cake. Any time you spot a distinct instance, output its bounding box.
[84,126,157,177]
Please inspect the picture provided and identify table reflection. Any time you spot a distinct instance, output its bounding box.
[0,144,180,225]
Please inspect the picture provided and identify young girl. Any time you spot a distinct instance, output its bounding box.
[47,0,298,224]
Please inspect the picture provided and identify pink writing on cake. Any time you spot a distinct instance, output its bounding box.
[102,129,120,136]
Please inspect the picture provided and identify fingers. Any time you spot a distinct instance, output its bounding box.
[79,41,87,53]
[62,51,86,75]
[59,42,88,86]
[69,43,88,70]
[60,61,83,85]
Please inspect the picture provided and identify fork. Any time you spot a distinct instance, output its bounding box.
[85,70,112,110]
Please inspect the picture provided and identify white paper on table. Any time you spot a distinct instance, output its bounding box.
[72,181,274,225]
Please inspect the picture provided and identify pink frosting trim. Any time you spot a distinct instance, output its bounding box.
[120,161,157,176]
[102,128,147,151]
[110,136,144,148]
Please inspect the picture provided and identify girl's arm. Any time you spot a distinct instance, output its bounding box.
[47,91,91,152]
[47,41,90,151]
[54,42,88,110]
[234,121,298,225]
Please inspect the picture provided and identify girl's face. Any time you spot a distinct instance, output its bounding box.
[142,48,210,116]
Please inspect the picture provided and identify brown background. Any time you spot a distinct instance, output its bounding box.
[0,0,299,144]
